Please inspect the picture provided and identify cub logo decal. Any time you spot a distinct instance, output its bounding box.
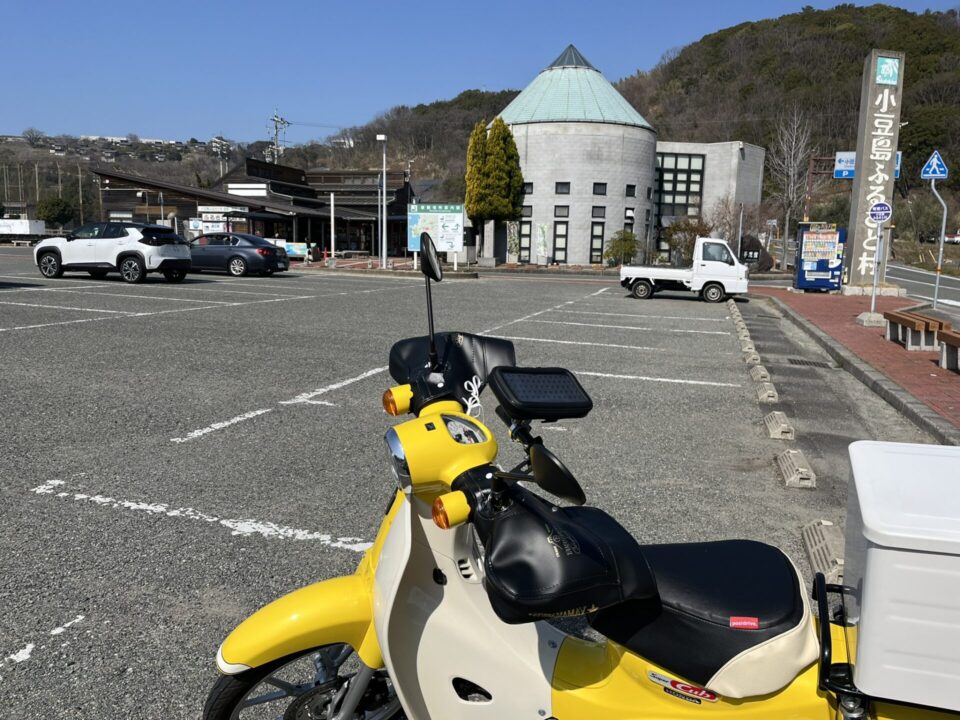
[648,671,718,703]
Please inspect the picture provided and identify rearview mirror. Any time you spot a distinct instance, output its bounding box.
[530,444,586,506]
[420,232,442,282]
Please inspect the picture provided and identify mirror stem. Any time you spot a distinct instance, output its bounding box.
[425,276,438,370]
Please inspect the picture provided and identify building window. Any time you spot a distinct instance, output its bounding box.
[645,208,651,222]
[555,181,570,195]
[654,152,706,225]
[625,207,635,221]
[590,222,604,264]
[554,205,569,218]
[523,182,533,195]
[593,182,607,195]
[520,220,532,263]
[624,222,634,234]
[521,205,532,217]
[553,222,568,263]
[592,206,606,219]
[626,184,636,197]
[646,186,653,200]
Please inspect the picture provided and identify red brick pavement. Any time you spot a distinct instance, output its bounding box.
[752,288,960,429]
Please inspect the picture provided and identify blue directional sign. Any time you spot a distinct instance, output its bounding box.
[920,150,949,180]
[834,151,901,179]
[869,202,893,223]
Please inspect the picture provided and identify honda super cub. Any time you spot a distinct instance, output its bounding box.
[204,234,960,720]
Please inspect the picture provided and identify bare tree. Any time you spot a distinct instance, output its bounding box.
[767,106,816,269]
[706,194,739,242]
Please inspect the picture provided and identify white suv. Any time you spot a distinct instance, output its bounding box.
[34,222,192,283]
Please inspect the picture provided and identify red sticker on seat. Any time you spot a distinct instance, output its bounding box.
[729,616,760,630]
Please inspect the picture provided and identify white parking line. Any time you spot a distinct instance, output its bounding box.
[52,288,234,304]
[171,408,273,443]
[280,366,389,405]
[0,282,113,293]
[526,319,730,336]
[0,301,134,314]
[149,285,293,297]
[0,315,136,333]
[589,287,610,296]
[576,370,742,388]
[31,480,371,551]
[0,614,85,676]
[553,309,728,323]
[493,335,667,352]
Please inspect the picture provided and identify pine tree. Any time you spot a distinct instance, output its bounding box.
[484,117,524,222]
[464,120,489,231]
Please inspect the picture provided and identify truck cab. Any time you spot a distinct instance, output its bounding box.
[620,237,749,303]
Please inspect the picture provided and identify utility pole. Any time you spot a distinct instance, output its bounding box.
[269,112,290,164]
[801,156,835,221]
[57,162,62,198]
[34,163,40,203]
[77,164,84,224]
[18,164,24,215]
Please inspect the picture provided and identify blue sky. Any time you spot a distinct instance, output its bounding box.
[2,0,954,144]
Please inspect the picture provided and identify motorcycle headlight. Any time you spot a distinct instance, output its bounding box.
[385,428,411,490]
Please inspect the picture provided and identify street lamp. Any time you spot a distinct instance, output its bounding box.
[137,190,150,223]
[377,134,387,268]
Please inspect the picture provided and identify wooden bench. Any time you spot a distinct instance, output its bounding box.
[883,310,951,351]
[941,329,960,372]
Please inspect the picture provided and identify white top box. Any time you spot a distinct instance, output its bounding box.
[846,441,960,712]
[850,441,960,556]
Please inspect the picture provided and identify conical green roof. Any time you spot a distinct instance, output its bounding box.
[499,45,653,130]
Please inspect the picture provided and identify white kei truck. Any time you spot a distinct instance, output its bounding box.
[620,237,749,303]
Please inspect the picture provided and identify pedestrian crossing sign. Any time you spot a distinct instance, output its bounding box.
[921,150,949,180]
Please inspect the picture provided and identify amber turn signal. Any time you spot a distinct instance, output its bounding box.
[432,491,471,529]
[382,384,413,416]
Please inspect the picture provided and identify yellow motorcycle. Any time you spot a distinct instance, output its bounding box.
[204,235,960,720]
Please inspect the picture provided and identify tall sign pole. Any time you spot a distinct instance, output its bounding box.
[921,149,950,310]
[844,50,905,292]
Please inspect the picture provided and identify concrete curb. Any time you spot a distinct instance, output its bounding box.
[756,294,960,446]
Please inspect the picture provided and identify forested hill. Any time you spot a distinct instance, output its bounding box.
[616,4,960,186]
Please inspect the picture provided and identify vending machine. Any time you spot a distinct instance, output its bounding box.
[793,222,846,291]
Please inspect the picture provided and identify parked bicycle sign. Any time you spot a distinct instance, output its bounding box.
[868,202,892,223]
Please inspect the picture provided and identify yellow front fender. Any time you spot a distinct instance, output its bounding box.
[217,573,381,674]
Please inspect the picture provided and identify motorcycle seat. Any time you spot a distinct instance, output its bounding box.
[588,540,819,699]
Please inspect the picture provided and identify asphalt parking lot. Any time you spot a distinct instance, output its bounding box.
[0,246,931,718]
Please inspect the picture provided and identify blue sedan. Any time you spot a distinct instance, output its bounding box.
[190,233,289,276]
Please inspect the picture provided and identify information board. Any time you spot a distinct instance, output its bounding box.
[407,204,464,252]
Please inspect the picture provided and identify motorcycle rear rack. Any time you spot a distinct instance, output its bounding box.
[811,573,865,702]
[812,573,958,717]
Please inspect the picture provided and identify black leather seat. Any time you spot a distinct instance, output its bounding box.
[588,540,806,687]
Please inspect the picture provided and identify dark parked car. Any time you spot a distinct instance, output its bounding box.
[190,233,289,276]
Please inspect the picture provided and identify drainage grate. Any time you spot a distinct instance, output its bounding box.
[786,358,836,369]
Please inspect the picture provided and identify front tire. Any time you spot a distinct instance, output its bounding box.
[119,256,146,283]
[228,256,247,277]
[702,282,725,303]
[631,279,653,299]
[38,252,63,278]
[163,269,186,283]
[203,644,402,720]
